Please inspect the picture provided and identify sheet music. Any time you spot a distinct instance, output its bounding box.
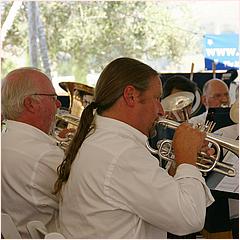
[214,151,239,193]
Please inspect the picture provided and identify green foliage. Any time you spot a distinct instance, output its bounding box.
[2,3,28,59]
[1,59,17,77]
[2,1,201,81]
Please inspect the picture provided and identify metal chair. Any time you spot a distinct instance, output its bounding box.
[26,220,64,239]
[1,213,21,239]
[45,232,65,239]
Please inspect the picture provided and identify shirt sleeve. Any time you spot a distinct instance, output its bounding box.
[31,146,64,212]
[104,146,214,236]
[189,113,206,127]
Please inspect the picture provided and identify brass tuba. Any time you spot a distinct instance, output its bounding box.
[54,82,94,150]
[58,81,94,121]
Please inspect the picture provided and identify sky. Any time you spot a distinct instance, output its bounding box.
[189,0,239,33]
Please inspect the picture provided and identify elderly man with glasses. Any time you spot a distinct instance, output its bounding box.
[189,79,236,239]
[189,78,230,126]
[1,67,64,238]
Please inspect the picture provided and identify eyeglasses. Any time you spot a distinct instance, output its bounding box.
[208,93,229,100]
[31,93,58,101]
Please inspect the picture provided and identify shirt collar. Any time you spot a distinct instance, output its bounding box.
[95,114,148,146]
[4,120,57,145]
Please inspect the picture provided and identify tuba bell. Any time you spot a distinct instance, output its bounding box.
[54,82,94,150]
[58,81,94,118]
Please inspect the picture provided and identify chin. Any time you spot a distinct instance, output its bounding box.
[48,119,56,135]
[149,125,157,138]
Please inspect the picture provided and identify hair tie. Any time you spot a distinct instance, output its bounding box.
[90,101,98,109]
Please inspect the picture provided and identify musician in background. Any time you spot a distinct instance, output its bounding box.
[202,87,239,239]
[1,67,64,238]
[162,75,197,121]
[54,57,214,238]
[190,80,236,239]
[215,118,239,239]
[153,75,200,239]
[189,78,230,126]
[162,74,197,99]
[149,75,197,160]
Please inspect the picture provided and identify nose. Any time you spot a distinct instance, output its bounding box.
[56,99,62,109]
[221,95,229,102]
[158,102,165,117]
[220,95,230,106]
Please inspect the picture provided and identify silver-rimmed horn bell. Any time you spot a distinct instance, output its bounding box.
[161,91,194,122]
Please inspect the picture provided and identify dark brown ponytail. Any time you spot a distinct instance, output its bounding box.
[54,102,97,195]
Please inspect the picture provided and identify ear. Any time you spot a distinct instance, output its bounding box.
[23,96,38,113]
[122,85,137,107]
[201,95,207,107]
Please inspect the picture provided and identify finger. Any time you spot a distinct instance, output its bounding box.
[207,148,215,156]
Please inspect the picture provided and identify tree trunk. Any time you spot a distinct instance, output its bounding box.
[27,1,38,67]
[1,1,22,43]
[35,2,52,78]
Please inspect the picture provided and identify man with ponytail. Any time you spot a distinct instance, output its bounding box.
[54,57,214,238]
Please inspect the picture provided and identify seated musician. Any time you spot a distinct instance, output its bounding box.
[162,75,197,103]
[149,75,197,148]
[151,75,202,239]
[189,79,237,239]
[189,78,230,126]
[212,120,239,239]
[1,67,65,238]
[54,57,214,238]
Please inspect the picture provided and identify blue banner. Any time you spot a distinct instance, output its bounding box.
[204,34,239,70]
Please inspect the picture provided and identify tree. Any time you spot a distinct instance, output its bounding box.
[35,2,51,78]
[27,2,38,67]
[2,1,202,83]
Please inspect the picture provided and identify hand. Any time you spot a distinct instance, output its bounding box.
[173,123,205,167]
[200,140,215,156]
[58,128,76,138]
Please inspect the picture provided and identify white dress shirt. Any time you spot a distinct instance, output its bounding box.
[59,115,214,239]
[1,120,64,238]
[189,111,208,127]
[214,123,239,220]
[214,123,239,139]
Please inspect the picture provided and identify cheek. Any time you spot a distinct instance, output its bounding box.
[147,102,159,121]
[206,98,213,105]
[154,101,161,114]
[208,98,219,107]
[43,105,56,119]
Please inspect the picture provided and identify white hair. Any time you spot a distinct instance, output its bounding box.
[1,67,46,120]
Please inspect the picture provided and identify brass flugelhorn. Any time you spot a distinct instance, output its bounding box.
[161,91,194,122]
[146,118,238,177]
